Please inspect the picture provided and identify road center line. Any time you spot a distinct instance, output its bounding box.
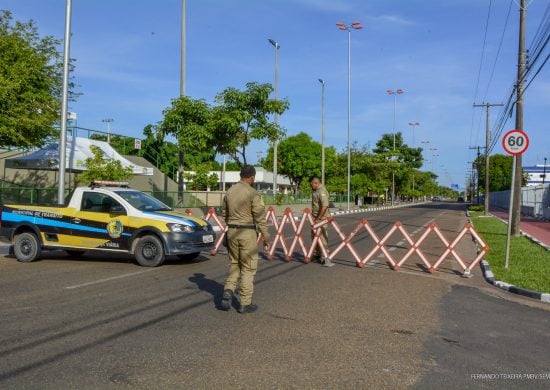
[64,268,158,290]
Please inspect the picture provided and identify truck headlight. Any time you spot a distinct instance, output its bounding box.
[167,223,194,233]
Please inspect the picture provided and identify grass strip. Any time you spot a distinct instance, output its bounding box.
[470,213,550,293]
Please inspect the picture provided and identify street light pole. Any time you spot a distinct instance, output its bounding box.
[318,78,326,185]
[58,0,72,205]
[268,38,280,193]
[408,121,420,200]
[180,0,185,97]
[408,121,420,148]
[543,157,548,185]
[387,89,404,206]
[102,118,114,143]
[336,21,363,211]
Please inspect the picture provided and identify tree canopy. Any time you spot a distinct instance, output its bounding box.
[262,132,336,194]
[76,146,133,184]
[157,96,212,196]
[211,82,289,166]
[0,10,75,148]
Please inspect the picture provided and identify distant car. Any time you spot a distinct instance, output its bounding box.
[457,197,465,203]
[431,196,440,201]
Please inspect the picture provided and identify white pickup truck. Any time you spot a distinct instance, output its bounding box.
[0,181,216,266]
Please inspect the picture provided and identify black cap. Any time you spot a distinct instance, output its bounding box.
[240,165,256,178]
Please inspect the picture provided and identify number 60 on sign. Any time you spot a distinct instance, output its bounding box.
[502,129,529,156]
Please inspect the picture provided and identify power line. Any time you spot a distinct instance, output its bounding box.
[482,0,513,102]
[487,2,549,154]
[469,0,494,164]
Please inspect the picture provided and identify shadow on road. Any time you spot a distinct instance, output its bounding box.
[188,273,230,311]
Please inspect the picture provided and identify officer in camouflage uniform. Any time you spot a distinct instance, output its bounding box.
[309,176,334,267]
[220,165,270,313]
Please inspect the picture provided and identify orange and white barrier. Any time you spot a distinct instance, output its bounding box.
[193,207,489,276]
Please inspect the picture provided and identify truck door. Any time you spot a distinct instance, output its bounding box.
[72,191,131,252]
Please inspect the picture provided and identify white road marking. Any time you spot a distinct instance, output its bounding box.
[64,268,158,290]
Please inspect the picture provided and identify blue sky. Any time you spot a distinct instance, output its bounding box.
[4,0,549,188]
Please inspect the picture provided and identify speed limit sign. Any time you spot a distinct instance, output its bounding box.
[502,129,529,155]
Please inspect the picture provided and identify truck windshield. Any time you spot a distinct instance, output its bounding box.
[116,191,172,212]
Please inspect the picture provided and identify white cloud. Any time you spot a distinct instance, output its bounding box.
[368,14,417,27]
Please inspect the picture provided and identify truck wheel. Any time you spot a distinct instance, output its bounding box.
[177,252,201,262]
[135,235,165,267]
[14,232,41,263]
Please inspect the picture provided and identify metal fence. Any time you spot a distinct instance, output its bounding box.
[0,185,361,209]
[490,184,550,219]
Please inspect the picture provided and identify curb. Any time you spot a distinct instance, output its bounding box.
[330,201,428,217]
[488,211,550,252]
[480,260,550,303]
[519,231,550,251]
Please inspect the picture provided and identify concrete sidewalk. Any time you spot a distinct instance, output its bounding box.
[490,207,550,249]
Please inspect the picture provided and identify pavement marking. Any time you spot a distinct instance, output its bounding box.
[64,268,158,290]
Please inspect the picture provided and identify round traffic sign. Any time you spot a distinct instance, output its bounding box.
[502,129,529,155]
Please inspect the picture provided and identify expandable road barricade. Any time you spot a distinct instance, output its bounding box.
[188,207,489,276]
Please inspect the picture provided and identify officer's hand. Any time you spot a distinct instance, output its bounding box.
[263,240,270,251]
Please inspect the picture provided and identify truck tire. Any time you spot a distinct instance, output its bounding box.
[135,235,165,267]
[177,252,201,262]
[14,232,41,263]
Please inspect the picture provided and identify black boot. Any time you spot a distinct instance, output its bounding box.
[220,289,233,311]
[238,304,258,314]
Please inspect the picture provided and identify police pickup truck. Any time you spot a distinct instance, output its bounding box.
[0,181,216,266]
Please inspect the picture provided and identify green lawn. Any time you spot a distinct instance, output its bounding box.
[470,213,550,293]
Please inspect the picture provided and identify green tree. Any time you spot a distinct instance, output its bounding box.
[76,146,133,184]
[475,153,527,193]
[184,163,219,191]
[211,82,289,166]
[157,96,212,198]
[262,132,323,194]
[0,10,74,148]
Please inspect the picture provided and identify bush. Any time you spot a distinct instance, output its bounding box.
[468,205,484,212]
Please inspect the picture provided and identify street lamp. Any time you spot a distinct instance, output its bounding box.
[102,118,114,143]
[268,38,280,193]
[543,157,548,185]
[409,121,420,200]
[318,78,326,185]
[408,121,420,148]
[336,21,363,211]
[387,89,404,206]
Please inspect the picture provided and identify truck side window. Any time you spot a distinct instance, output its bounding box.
[81,192,123,214]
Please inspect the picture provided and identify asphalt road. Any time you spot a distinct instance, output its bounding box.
[1,202,549,389]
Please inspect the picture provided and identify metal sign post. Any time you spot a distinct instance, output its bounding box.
[502,129,529,268]
[505,155,516,269]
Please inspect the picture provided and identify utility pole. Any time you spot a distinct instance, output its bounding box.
[511,0,526,236]
[469,146,482,205]
[473,102,503,215]
[178,0,186,201]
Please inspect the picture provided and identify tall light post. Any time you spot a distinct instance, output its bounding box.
[58,0,73,205]
[543,157,548,185]
[180,0,186,96]
[409,121,420,200]
[408,121,420,148]
[318,78,326,185]
[102,118,114,143]
[387,89,404,205]
[336,21,363,211]
[268,38,280,193]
